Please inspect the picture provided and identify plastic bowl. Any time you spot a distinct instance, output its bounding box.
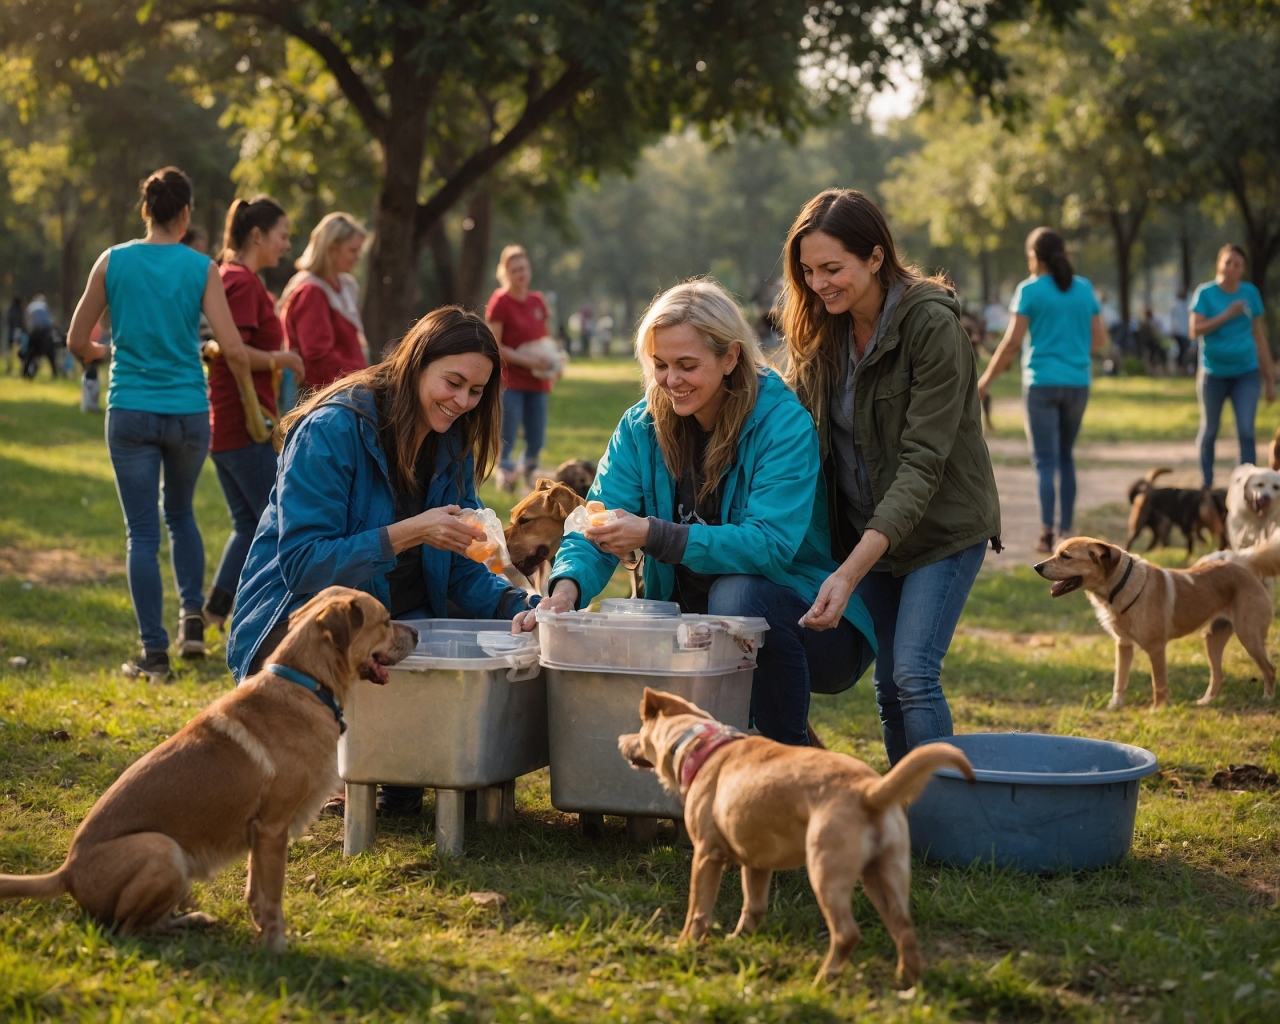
[908,733,1159,873]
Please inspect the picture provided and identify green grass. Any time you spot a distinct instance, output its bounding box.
[1,369,1278,1022]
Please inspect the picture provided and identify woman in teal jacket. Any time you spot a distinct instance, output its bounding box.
[515,280,875,744]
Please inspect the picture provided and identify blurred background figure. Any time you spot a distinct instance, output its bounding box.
[1170,289,1193,374]
[486,244,559,492]
[180,227,209,255]
[22,293,58,380]
[279,212,368,398]
[4,295,21,375]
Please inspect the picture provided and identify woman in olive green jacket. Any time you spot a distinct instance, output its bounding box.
[779,188,1001,765]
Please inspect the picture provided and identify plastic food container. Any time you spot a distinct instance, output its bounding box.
[908,733,1159,872]
[536,599,769,675]
[339,619,547,857]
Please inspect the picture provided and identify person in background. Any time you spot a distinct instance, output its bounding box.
[66,166,269,683]
[279,212,368,392]
[203,196,306,630]
[4,296,21,375]
[22,294,58,380]
[979,227,1108,553]
[486,245,558,492]
[1191,244,1273,488]
[180,227,209,255]
[1170,290,1192,373]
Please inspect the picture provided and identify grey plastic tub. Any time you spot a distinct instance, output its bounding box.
[908,733,1159,873]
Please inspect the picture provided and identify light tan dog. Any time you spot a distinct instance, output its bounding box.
[0,587,417,947]
[617,688,974,985]
[503,478,585,594]
[1034,537,1275,709]
[1225,463,1280,549]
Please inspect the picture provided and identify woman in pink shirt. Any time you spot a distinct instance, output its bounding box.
[279,212,368,392]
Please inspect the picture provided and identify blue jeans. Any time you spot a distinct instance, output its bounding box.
[1024,385,1090,532]
[105,409,210,651]
[1197,369,1259,488]
[706,575,875,746]
[210,441,278,599]
[855,540,986,766]
[500,389,548,472]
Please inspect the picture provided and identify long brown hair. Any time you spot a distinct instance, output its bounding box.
[778,188,921,431]
[634,279,764,503]
[279,306,502,491]
[1027,227,1073,292]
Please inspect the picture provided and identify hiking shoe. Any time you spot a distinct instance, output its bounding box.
[179,611,207,659]
[1035,529,1055,554]
[122,649,171,684]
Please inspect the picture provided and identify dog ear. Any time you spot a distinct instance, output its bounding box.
[1091,543,1117,566]
[535,478,554,492]
[315,599,353,651]
[640,687,698,720]
[550,485,585,520]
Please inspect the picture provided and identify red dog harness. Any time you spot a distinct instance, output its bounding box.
[675,721,747,793]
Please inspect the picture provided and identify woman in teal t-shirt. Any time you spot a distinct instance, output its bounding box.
[1191,244,1273,488]
[67,167,268,682]
[979,228,1108,553]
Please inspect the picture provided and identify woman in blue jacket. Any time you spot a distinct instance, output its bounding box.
[514,280,876,745]
[228,306,537,811]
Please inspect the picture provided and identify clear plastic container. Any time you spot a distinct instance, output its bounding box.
[535,602,768,675]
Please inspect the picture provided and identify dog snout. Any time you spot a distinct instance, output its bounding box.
[387,623,418,663]
[515,545,551,576]
[1033,560,1050,577]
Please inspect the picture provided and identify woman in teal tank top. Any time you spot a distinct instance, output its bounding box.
[67,167,271,682]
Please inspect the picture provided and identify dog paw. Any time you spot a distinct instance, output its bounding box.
[1194,695,1216,706]
[257,930,288,953]
[1107,697,1125,711]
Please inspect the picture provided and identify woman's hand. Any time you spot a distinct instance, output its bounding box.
[976,375,992,403]
[512,579,578,632]
[276,350,305,377]
[801,529,889,631]
[584,509,649,557]
[386,505,485,555]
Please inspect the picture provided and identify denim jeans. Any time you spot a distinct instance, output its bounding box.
[705,575,875,746]
[210,441,278,599]
[1023,385,1090,532]
[105,408,210,651]
[855,540,986,766]
[500,389,548,472]
[1197,369,1259,488]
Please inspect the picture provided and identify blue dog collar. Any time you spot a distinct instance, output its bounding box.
[265,663,346,734]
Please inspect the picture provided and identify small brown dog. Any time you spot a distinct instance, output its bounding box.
[503,478,585,594]
[554,458,597,498]
[1034,537,1275,708]
[617,688,974,985]
[0,587,417,947]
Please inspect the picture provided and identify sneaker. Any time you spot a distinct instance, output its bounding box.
[122,649,171,684]
[1035,529,1055,554]
[203,586,234,629]
[523,464,540,489]
[179,612,207,659]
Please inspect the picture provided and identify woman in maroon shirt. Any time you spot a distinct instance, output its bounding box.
[279,212,368,391]
[486,244,560,491]
[205,197,305,627]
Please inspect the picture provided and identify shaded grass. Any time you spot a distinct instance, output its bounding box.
[1,367,1279,1022]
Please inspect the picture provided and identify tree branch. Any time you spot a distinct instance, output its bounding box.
[414,63,597,242]
[173,0,388,140]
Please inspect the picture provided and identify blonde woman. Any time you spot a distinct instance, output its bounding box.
[280,212,368,390]
[515,279,876,745]
[485,244,558,490]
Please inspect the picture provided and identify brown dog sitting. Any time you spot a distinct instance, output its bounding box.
[1034,536,1275,709]
[617,688,974,986]
[503,478,585,594]
[0,587,417,947]
[554,458,597,498]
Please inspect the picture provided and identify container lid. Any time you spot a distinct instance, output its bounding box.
[536,606,768,634]
[598,598,680,617]
[394,618,539,671]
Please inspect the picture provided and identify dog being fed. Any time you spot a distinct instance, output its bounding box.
[0,587,417,947]
[1035,537,1274,709]
[617,688,974,985]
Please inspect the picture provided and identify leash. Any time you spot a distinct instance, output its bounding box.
[265,663,346,734]
[1107,556,1148,615]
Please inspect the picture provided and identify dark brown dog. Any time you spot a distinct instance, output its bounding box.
[554,459,597,498]
[1126,467,1227,554]
[618,688,973,986]
[0,588,417,947]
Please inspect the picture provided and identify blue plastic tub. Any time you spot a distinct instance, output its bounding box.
[908,733,1159,873]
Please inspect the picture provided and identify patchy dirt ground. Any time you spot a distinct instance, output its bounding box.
[0,546,123,586]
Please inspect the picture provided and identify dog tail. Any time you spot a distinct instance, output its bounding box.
[1225,537,1280,579]
[1129,467,1173,504]
[0,866,68,901]
[862,743,975,813]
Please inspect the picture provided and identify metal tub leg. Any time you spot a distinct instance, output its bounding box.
[478,780,516,828]
[626,815,657,844]
[436,788,466,857]
[343,783,377,856]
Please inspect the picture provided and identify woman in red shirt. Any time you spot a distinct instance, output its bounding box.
[279,212,368,392]
[205,197,305,627]
[486,244,560,491]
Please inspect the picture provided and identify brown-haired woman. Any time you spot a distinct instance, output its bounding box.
[779,188,1000,765]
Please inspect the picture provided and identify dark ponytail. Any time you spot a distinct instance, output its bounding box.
[221,196,287,262]
[1027,227,1073,292]
[140,166,193,227]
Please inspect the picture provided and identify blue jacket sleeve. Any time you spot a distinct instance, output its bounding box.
[549,409,648,606]
[681,400,818,577]
[275,408,397,594]
[446,454,534,618]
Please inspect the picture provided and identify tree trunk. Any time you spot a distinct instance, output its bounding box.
[1108,204,1147,352]
[456,187,493,312]
[57,187,81,324]
[979,248,993,306]
[428,222,458,307]
[1179,227,1193,296]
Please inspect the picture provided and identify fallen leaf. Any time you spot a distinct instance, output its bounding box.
[48,730,71,742]
[468,891,506,908]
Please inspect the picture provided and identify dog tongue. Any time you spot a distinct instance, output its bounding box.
[361,658,390,685]
[1049,578,1079,598]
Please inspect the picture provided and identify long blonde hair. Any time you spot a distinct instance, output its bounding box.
[778,189,921,432]
[634,280,763,503]
[295,212,367,281]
